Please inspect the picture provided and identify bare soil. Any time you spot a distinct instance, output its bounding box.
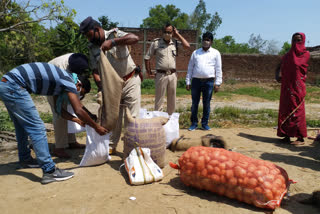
[1,92,320,214]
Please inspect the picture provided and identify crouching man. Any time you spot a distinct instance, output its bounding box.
[0,62,108,184]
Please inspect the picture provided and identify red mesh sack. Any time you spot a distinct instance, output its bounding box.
[170,146,293,209]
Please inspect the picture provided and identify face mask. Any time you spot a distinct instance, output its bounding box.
[202,41,211,48]
[163,33,172,41]
[90,28,101,46]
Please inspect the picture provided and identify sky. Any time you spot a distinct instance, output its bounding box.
[58,0,319,48]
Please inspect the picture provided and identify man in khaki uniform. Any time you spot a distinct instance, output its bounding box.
[144,23,190,115]
[47,53,89,158]
[80,17,141,154]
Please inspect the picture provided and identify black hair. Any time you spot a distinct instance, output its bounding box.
[164,23,173,31]
[78,75,91,94]
[69,53,89,74]
[202,32,213,41]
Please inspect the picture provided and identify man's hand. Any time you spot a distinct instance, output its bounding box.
[95,125,109,135]
[214,85,220,93]
[186,85,191,91]
[172,27,179,39]
[74,118,85,127]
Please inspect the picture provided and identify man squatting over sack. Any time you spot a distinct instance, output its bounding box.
[0,62,108,184]
[79,16,141,154]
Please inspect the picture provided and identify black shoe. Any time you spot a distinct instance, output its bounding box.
[41,168,74,184]
[19,157,40,169]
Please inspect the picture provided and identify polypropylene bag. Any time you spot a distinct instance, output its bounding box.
[170,146,293,210]
[67,104,86,133]
[139,109,180,148]
[124,146,163,185]
[79,125,111,166]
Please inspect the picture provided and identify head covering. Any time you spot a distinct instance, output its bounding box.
[283,32,310,75]
[79,16,101,34]
[68,53,89,74]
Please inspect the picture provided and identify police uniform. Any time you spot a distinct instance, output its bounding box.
[47,53,77,149]
[144,38,177,115]
[88,28,141,149]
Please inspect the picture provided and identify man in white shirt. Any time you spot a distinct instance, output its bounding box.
[185,32,222,131]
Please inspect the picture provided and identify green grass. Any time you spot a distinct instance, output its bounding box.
[177,105,320,129]
[177,106,279,128]
[0,111,52,132]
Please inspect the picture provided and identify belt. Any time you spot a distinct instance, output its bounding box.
[193,77,215,82]
[1,77,7,82]
[156,69,176,75]
[122,70,135,81]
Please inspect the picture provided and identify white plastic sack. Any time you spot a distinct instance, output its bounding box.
[163,113,180,148]
[79,125,111,167]
[124,147,163,185]
[67,104,86,133]
[139,109,180,148]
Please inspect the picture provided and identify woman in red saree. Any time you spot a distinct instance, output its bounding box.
[276,32,310,145]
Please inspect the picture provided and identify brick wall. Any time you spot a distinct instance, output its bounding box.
[119,27,320,84]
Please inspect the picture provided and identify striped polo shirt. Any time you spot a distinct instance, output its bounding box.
[3,62,78,96]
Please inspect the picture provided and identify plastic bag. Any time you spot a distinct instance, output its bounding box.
[79,125,111,166]
[139,109,180,148]
[124,145,163,185]
[67,104,86,133]
[170,146,293,210]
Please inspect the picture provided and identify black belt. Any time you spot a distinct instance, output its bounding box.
[193,77,215,82]
[157,69,176,75]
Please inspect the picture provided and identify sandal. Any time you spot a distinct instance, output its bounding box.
[291,138,305,145]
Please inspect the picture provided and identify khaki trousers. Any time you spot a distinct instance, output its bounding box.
[109,74,141,147]
[154,72,177,115]
[47,96,76,148]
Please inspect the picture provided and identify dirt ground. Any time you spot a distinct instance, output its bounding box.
[1,94,320,214]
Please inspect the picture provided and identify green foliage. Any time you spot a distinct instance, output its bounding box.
[189,0,222,38]
[98,16,118,29]
[0,0,75,74]
[278,41,291,55]
[48,19,88,57]
[140,4,189,29]
[248,34,267,54]
[214,36,259,54]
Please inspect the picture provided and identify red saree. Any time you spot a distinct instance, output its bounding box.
[277,32,310,138]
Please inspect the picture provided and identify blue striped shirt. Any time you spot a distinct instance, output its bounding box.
[3,62,77,95]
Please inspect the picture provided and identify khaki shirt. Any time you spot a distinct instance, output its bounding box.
[88,29,136,78]
[49,53,73,72]
[144,38,176,70]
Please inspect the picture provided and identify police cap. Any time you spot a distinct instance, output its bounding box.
[79,16,101,34]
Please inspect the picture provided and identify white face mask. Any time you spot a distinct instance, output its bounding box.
[202,41,211,48]
[163,33,172,41]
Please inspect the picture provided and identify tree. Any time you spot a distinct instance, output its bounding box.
[214,35,260,54]
[0,0,75,74]
[48,19,88,58]
[98,16,118,29]
[264,40,280,55]
[140,4,189,29]
[248,34,267,53]
[188,0,222,38]
[0,0,75,32]
[278,41,291,55]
